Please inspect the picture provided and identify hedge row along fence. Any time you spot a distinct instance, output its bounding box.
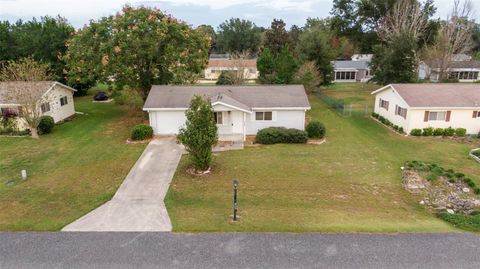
[404,160,480,194]
[371,112,405,134]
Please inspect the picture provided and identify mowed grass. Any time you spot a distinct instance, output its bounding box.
[0,93,146,231]
[166,83,480,233]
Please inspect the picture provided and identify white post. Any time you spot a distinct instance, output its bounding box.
[21,170,27,180]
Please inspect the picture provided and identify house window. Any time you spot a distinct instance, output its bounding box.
[41,103,51,113]
[428,111,447,121]
[335,71,356,80]
[379,99,389,110]
[213,112,223,125]
[60,96,68,106]
[1,107,19,117]
[255,111,272,121]
[395,105,407,119]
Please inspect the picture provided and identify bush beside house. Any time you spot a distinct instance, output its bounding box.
[38,116,55,134]
[256,127,308,144]
[130,124,153,141]
[306,121,326,139]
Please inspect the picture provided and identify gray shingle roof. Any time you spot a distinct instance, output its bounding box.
[0,81,76,105]
[384,84,480,108]
[143,85,311,110]
[334,60,370,70]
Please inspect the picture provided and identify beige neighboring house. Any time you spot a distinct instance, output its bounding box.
[204,57,259,80]
[0,81,76,130]
[372,84,480,135]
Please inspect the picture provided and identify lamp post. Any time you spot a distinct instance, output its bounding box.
[233,178,239,221]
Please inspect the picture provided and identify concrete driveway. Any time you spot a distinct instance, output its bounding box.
[62,138,183,232]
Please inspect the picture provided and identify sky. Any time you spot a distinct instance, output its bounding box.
[0,0,478,29]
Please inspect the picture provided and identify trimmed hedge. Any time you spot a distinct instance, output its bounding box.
[410,129,422,136]
[38,115,55,134]
[455,128,467,137]
[256,127,308,144]
[306,121,326,139]
[371,112,404,133]
[131,124,153,141]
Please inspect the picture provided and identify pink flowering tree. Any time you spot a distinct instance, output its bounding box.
[63,5,210,96]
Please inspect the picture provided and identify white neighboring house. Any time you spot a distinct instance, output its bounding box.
[372,84,480,135]
[333,60,372,83]
[0,81,76,130]
[143,85,311,141]
[418,60,480,82]
[203,57,258,80]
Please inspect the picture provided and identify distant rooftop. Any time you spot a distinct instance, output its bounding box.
[334,60,370,70]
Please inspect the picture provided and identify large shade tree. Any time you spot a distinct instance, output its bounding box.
[262,19,291,55]
[0,17,74,83]
[216,18,262,55]
[63,5,210,96]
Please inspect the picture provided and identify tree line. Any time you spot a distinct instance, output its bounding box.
[0,0,479,98]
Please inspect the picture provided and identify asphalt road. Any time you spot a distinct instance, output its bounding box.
[1,232,479,269]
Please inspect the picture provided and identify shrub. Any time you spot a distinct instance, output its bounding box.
[472,150,480,157]
[372,112,379,118]
[426,174,438,181]
[256,127,308,144]
[38,116,55,134]
[474,188,480,195]
[306,121,326,139]
[448,178,456,183]
[293,61,322,93]
[455,172,465,179]
[115,88,143,111]
[410,129,422,136]
[437,212,480,232]
[422,127,433,136]
[130,124,153,141]
[398,127,404,133]
[216,71,237,85]
[433,128,444,136]
[444,127,455,136]
[177,95,218,172]
[455,128,467,137]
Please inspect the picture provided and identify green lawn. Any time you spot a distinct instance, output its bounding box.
[166,83,480,233]
[0,93,146,231]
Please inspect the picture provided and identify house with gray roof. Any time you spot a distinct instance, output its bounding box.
[143,85,311,141]
[371,84,480,135]
[0,81,76,130]
[333,60,372,83]
[418,60,480,82]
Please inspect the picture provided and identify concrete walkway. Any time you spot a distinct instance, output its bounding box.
[62,138,183,232]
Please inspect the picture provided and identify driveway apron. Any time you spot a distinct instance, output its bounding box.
[62,138,183,232]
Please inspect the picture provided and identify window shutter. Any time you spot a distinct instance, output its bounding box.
[446,111,451,122]
[395,105,398,115]
[473,111,478,118]
[386,101,389,111]
[379,99,382,108]
[424,111,429,122]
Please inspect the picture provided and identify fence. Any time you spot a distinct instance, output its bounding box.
[315,92,372,117]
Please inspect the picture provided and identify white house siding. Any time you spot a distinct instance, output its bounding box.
[373,88,410,131]
[148,109,306,136]
[149,111,186,135]
[407,109,480,135]
[43,85,75,123]
[246,110,306,134]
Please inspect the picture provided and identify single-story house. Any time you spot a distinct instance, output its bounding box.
[418,60,480,82]
[0,81,76,130]
[333,60,372,83]
[143,85,311,141]
[203,56,258,80]
[372,83,480,135]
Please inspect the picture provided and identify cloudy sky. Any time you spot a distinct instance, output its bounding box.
[0,0,477,29]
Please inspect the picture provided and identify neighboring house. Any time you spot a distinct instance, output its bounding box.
[418,60,480,82]
[372,83,480,135]
[333,60,372,83]
[143,85,311,141]
[0,81,76,130]
[203,57,259,80]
